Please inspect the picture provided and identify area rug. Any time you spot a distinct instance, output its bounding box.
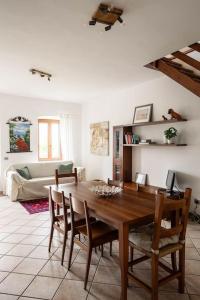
[20,198,49,214]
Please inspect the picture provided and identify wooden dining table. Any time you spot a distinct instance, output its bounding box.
[48,181,157,300]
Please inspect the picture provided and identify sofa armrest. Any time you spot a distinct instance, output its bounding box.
[75,167,86,182]
[6,171,27,201]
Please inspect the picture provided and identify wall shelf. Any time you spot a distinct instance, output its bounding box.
[116,119,187,128]
[123,143,187,147]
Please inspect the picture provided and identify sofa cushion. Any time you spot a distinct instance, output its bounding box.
[58,163,73,174]
[16,166,32,180]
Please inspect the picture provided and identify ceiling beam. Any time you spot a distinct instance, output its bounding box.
[190,43,200,53]
[157,59,200,97]
[172,51,200,71]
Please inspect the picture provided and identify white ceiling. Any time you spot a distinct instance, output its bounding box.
[0,0,199,103]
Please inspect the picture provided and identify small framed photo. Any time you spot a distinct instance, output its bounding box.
[135,172,147,185]
[133,104,153,124]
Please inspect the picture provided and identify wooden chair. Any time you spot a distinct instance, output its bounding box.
[55,167,78,185]
[48,187,85,265]
[68,193,118,289]
[107,178,124,188]
[128,188,192,300]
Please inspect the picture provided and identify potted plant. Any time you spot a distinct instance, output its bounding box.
[164,127,177,144]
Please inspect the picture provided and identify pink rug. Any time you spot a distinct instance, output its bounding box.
[20,198,49,214]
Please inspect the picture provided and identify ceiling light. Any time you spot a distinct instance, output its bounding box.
[30,69,52,82]
[89,19,96,26]
[105,25,112,31]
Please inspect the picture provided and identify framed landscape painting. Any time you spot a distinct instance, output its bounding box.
[8,117,31,153]
[90,121,109,156]
[133,104,153,124]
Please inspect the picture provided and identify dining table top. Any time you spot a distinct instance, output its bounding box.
[47,181,158,227]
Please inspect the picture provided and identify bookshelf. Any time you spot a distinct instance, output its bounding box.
[113,119,187,182]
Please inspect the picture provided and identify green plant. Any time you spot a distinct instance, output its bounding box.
[164,127,177,140]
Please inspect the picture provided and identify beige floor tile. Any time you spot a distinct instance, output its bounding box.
[186,259,200,275]
[0,273,34,295]
[2,233,28,244]
[66,262,97,281]
[39,260,68,278]
[186,274,200,294]
[186,237,195,247]
[31,227,50,235]
[28,245,56,259]
[14,257,47,275]
[24,220,46,227]
[53,279,89,300]
[99,253,120,267]
[0,243,15,255]
[0,294,18,300]
[0,233,10,241]
[88,282,121,300]
[40,236,62,247]
[14,226,37,234]
[0,271,9,283]
[185,248,200,260]
[93,266,121,285]
[0,225,21,233]
[23,275,62,299]
[74,250,100,265]
[191,238,200,248]
[0,256,23,272]
[159,293,189,300]
[51,247,79,262]
[10,219,28,226]
[7,244,36,257]
[20,234,46,245]
[188,231,200,239]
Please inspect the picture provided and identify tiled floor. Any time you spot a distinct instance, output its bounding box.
[0,196,200,300]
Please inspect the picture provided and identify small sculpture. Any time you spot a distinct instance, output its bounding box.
[168,109,184,121]
[162,115,168,121]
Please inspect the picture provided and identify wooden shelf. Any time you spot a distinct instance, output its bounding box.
[123,143,187,147]
[117,119,187,128]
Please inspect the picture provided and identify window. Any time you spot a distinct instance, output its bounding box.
[38,119,61,161]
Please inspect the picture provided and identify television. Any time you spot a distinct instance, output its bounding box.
[166,170,176,195]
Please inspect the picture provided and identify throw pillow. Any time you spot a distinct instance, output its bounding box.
[16,166,32,180]
[58,163,73,174]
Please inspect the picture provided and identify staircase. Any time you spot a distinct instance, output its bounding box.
[145,42,200,97]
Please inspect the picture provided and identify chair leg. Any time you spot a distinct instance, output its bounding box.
[101,244,104,257]
[151,254,159,300]
[178,247,185,293]
[48,223,54,252]
[130,246,134,272]
[84,247,92,290]
[68,232,74,270]
[110,241,112,256]
[171,252,177,271]
[61,230,68,266]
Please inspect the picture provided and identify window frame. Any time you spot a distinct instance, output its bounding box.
[38,118,62,161]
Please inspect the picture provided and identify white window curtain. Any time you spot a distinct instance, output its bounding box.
[59,114,74,161]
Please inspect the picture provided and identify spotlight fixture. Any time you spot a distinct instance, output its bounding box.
[105,25,112,31]
[30,68,52,82]
[89,19,96,25]
[89,3,123,31]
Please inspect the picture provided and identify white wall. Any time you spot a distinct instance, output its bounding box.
[82,76,200,209]
[0,93,82,189]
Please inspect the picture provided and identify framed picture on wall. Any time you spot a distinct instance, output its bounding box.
[135,172,147,185]
[133,104,153,124]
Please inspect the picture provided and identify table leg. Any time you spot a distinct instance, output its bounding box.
[119,223,129,300]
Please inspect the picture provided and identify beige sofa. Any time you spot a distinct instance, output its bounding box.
[5,161,85,201]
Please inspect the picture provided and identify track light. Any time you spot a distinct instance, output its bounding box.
[89,19,96,25]
[105,25,112,31]
[118,16,123,23]
[30,69,52,82]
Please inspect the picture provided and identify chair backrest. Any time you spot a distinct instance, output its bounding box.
[49,187,67,218]
[107,178,124,188]
[69,193,92,242]
[152,188,192,252]
[55,167,78,185]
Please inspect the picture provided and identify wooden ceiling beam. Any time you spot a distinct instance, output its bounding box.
[157,60,200,97]
[190,43,200,53]
[172,51,200,71]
